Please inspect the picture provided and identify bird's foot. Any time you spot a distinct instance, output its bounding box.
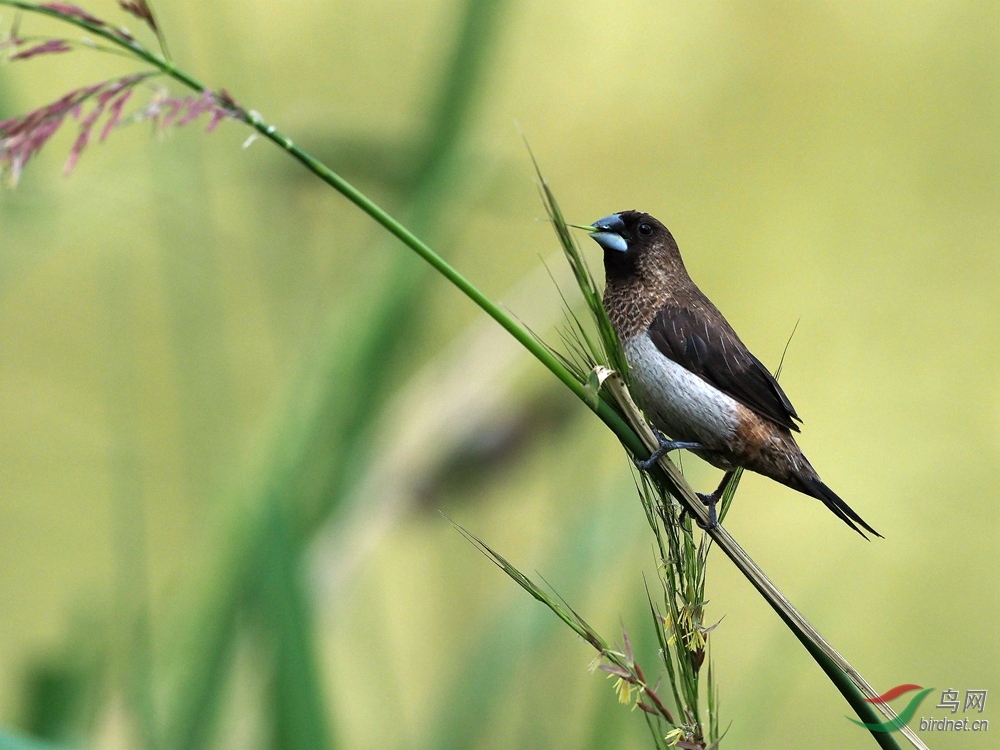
[695,491,719,530]
[679,504,715,531]
[692,471,735,531]
[634,428,703,471]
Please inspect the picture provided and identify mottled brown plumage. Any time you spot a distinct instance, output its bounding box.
[592,210,880,537]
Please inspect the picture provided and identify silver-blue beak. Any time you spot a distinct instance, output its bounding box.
[589,213,628,253]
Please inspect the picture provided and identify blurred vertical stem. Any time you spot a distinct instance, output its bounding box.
[293,0,510,534]
[258,496,331,750]
[157,2,511,749]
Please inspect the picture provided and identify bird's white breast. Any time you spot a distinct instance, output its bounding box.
[623,332,739,446]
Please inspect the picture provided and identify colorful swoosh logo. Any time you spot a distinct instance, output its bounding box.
[847,684,934,732]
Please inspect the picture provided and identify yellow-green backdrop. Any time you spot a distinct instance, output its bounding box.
[0,2,996,749]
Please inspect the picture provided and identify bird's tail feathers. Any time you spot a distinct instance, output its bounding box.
[798,475,882,540]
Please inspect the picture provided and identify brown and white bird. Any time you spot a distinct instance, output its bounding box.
[587,210,880,538]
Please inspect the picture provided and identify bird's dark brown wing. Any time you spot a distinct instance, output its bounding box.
[647,304,801,431]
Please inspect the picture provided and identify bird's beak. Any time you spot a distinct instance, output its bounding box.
[587,213,628,253]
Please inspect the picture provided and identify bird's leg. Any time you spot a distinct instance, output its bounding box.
[634,427,704,471]
[694,471,736,530]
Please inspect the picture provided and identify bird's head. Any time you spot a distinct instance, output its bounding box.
[581,211,682,282]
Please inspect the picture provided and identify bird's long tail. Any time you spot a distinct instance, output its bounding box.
[797,474,882,539]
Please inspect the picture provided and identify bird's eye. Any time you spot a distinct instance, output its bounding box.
[638,222,652,236]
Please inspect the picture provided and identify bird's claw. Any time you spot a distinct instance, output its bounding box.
[687,471,735,530]
[633,428,703,471]
[678,492,719,531]
[695,491,719,530]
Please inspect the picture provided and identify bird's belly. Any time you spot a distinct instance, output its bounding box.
[623,333,739,449]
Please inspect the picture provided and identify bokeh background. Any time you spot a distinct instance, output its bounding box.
[0,1,997,749]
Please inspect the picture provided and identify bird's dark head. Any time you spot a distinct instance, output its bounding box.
[587,210,682,282]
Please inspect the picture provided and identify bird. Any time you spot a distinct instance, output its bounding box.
[584,210,880,538]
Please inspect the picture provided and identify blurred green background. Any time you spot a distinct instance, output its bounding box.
[0,1,997,748]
